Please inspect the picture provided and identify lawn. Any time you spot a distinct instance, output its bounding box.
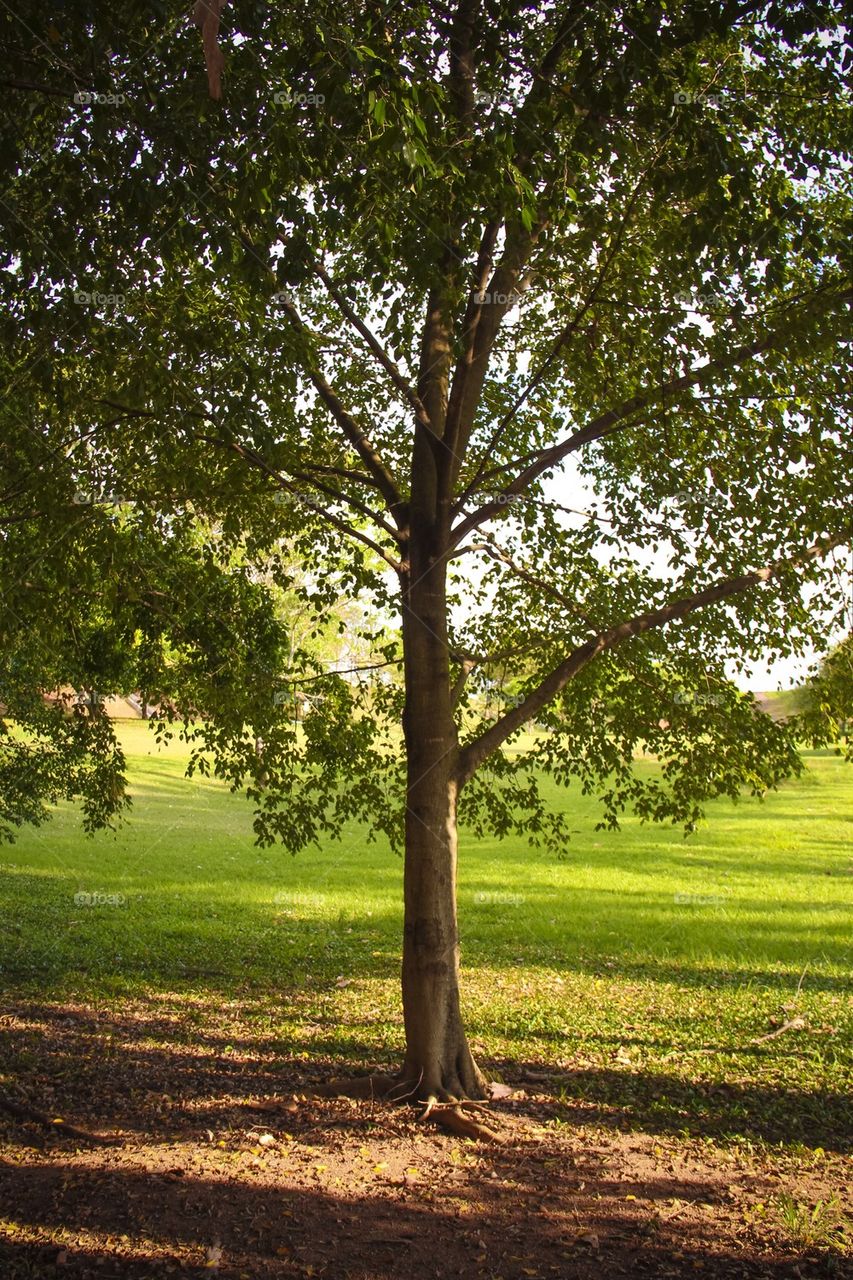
[1,721,850,1150]
[1,723,851,1279]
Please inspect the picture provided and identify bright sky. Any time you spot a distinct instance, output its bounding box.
[545,462,846,693]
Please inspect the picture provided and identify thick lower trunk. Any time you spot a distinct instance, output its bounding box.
[399,543,487,1102]
[400,768,487,1099]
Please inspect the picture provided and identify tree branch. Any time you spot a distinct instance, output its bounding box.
[447,0,479,132]
[300,463,377,487]
[286,467,404,543]
[201,435,403,572]
[412,0,484,463]
[275,296,406,525]
[281,659,402,685]
[449,656,475,710]
[455,537,846,784]
[456,125,679,513]
[477,534,598,629]
[0,78,78,98]
[311,258,433,435]
[441,221,548,499]
[452,286,853,545]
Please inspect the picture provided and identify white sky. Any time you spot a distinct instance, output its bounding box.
[544,462,843,693]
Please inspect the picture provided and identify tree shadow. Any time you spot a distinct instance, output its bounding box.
[1,1002,850,1276]
[0,1135,846,1279]
[2,868,849,994]
[494,1058,853,1153]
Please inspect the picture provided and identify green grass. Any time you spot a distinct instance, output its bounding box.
[1,721,851,1152]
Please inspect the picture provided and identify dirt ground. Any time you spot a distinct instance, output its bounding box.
[0,1001,849,1279]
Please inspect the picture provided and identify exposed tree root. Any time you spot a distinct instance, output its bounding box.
[0,1093,120,1145]
[307,1073,396,1100]
[301,1073,504,1141]
[418,1093,503,1141]
[432,1104,502,1142]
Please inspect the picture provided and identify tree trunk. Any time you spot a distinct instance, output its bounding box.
[399,537,488,1101]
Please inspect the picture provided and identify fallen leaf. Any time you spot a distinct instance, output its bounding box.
[487,1081,515,1100]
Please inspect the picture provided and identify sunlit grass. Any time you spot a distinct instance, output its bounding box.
[1,720,850,1150]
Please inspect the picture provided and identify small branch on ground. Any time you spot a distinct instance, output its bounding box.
[752,1016,807,1044]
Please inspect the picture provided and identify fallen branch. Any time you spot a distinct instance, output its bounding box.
[752,1015,806,1044]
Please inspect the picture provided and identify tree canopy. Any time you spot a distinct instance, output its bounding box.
[2,0,850,841]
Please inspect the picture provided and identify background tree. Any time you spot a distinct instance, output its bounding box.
[793,634,853,754]
[0,1,851,1114]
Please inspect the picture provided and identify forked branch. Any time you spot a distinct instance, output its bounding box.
[311,258,433,435]
[203,435,403,572]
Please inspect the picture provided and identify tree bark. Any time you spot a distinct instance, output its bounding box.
[398,536,488,1101]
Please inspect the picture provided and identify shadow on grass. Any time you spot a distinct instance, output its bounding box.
[1,868,849,996]
[497,1059,853,1153]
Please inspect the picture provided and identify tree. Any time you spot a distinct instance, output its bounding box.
[794,635,853,753]
[1,1,851,1113]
